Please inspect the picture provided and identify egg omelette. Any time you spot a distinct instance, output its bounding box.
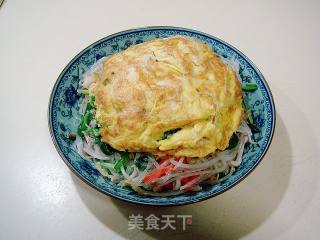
[89,36,244,158]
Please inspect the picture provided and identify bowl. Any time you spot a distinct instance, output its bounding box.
[48,26,275,206]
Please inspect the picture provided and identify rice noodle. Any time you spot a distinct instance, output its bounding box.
[173,157,184,170]
[89,119,97,128]
[190,185,202,191]
[129,166,139,179]
[94,160,112,178]
[204,166,235,185]
[102,163,116,169]
[108,168,121,180]
[180,174,210,190]
[82,141,110,160]
[80,95,89,115]
[216,148,238,161]
[78,134,111,160]
[93,144,111,160]
[153,178,177,192]
[131,161,154,184]
[75,139,91,160]
[94,158,121,181]
[170,156,220,170]
[157,166,227,186]
[230,135,248,167]
[148,155,159,168]
[173,178,181,190]
[120,166,132,180]
[237,120,255,144]
[80,57,105,88]
[217,166,235,183]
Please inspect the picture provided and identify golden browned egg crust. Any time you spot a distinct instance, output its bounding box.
[89,36,244,157]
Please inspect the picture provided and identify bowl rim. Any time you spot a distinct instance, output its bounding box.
[48,26,276,206]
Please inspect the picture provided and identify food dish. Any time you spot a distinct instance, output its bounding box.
[48,27,275,205]
[76,35,252,196]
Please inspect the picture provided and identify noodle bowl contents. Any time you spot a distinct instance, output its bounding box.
[75,36,257,196]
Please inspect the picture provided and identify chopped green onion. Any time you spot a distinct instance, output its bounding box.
[159,128,181,141]
[114,159,125,172]
[114,152,129,172]
[242,83,258,91]
[77,96,95,138]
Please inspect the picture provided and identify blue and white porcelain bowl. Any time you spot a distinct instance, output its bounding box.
[48,26,276,206]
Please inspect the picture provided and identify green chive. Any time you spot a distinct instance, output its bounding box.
[85,128,100,137]
[100,143,113,155]
[77,96,96,138]
[242,100,260,132]
[114,152,129,172]
[242,83,258,91]
[242,101,254,124]
[247,112,254,125]
[134,154,149,171]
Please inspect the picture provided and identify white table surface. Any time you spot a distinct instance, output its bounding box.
[1,0,320,239]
